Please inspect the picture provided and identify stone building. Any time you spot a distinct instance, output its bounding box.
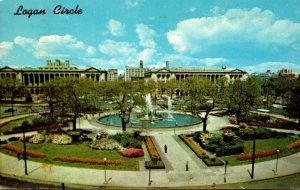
[127,61,248,83]
[0,60,108,94]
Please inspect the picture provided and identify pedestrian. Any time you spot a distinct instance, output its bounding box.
[164,144,167,153]
[186,161,189,171]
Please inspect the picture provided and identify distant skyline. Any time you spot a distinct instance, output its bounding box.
[1,0,300,74]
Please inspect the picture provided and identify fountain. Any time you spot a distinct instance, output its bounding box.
[98,94,201,128]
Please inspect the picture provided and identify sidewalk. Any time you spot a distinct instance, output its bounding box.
[1,151,300,188]
[1,114,300,188]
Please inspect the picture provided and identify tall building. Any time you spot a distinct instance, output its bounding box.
[125,60,148,81]
[0,59,108,94]
[107,69,118,81]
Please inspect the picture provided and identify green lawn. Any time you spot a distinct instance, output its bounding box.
[221,136,300,166]
[0,116,36,133]
[1,141,143,170]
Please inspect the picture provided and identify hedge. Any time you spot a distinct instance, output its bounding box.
[145,161,165,169]
[202,158,224,166]
[53,155,125,165]
[179,135,208,159]
[216,143,244,156]
[2,144,46,158]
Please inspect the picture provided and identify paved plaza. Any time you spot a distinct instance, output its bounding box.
[1,114,300,188]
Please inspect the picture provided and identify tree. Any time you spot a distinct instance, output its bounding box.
[109,80,144,131]
[285,81,300,127]
[43,77,99,130]
[181,76,212,131]
[228,77,262,124]
[0,78,22,116]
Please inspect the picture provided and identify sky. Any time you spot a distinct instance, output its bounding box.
[0,0,300,74]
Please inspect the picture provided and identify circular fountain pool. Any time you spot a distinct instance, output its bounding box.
[98,112,201,128]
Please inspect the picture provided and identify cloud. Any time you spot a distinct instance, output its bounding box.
[242,62,300,73]
[87,46,96,55]
[0,41,13,60]
[138,48,156,63]
[125,0,143,8]
[187,7,197,13]
[98,40,137,57]
[14,35,95,59]
[167,7,300,53]
[107,19,125,36]
[135,24,156,48]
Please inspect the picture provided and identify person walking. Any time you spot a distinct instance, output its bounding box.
[164,144,167,153]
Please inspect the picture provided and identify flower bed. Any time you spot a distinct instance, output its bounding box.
[122,148,144,158]
[286,139,300,150]
[53,155,125,165]
[244,122,297,130]
[236,149,279,160]
[2,144,46,158]
[179,135,208,159]
[144,136,161,161]
[0,121,10,128]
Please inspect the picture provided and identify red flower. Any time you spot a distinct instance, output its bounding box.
[122,148,144,157]
[3,144,46,158]
[237,149,278,160]
[53,155,125,165]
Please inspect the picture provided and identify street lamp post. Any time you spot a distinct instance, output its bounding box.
[148,167,152,186]
[224,160,228,182]
[248,136,256,179]
[273,149,280,175]
[22,125,28,175]
[104,157,107,184]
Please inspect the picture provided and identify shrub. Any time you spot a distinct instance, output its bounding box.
[179,135,208,159]
[121,148,144,157]
[237,149,278,160]
[238,127,255,140]
[53,155,125,165]
[145,161,165,169]
[32,116,51,127]
[95,131,109,140]
[2,144,46,158]
[90,138,124,152]
[202,157,224,166]
[286,139,300,150]
[67,130,92,142]
[144,136,161,161]
[8,137,19,141]
[205,144,219,152]
[216,143,244,156]
[110,132,142,148]
[0,139,7,144]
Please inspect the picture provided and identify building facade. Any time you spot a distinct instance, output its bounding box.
[145,66,247,83]
[126,61,248,83]
[125,60,148,81]
[107,69,118,81]
[0,60,108,94]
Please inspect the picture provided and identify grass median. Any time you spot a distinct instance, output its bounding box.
[221,136,300,166]
[1,141,143,170]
